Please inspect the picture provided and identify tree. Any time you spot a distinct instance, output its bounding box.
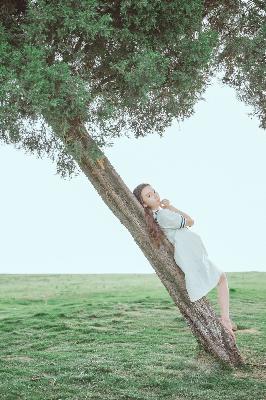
[1,0,265,367]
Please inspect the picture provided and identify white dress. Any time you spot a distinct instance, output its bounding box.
[153,208,223,302]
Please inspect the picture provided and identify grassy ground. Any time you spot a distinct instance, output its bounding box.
[0,272,265,400]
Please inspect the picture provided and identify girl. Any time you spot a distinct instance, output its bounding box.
[133,182,237,340]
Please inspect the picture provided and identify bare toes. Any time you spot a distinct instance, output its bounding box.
[219,318,236,340]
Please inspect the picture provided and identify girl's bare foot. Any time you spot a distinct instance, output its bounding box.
[219,316,236,340]
[231,320,238,331]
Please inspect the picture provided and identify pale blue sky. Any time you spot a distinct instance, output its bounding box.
[1,76,265,274]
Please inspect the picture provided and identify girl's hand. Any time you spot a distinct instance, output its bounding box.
[160,199,170,209]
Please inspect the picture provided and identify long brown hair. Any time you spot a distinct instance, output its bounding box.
[132,183,164,249]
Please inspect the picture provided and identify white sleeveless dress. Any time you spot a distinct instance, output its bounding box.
[153,208,223,302]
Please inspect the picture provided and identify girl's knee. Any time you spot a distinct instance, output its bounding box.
[218,272,226,283]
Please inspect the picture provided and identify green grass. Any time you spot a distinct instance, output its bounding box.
[0,272,265,400]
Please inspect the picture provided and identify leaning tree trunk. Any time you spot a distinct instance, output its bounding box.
[51,121,245,368]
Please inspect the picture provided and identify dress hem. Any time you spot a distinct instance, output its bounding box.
[188,270,223,302]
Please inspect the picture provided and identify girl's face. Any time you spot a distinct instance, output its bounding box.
[141,185,161,210]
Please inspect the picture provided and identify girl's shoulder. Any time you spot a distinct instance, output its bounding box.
[154,207,185,229]
[156,208,173,214]
[153,207,173,219]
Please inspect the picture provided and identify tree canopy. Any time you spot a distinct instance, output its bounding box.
[0,0,265,177]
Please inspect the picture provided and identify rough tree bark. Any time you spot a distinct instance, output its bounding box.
[52,120,245,368]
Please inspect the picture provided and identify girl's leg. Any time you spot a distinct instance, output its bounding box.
[217,272,230,319]
[217,273,235,339]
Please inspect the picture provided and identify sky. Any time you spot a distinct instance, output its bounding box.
[1,76,265,274]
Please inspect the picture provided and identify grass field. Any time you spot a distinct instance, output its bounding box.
[0,272,265,400]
